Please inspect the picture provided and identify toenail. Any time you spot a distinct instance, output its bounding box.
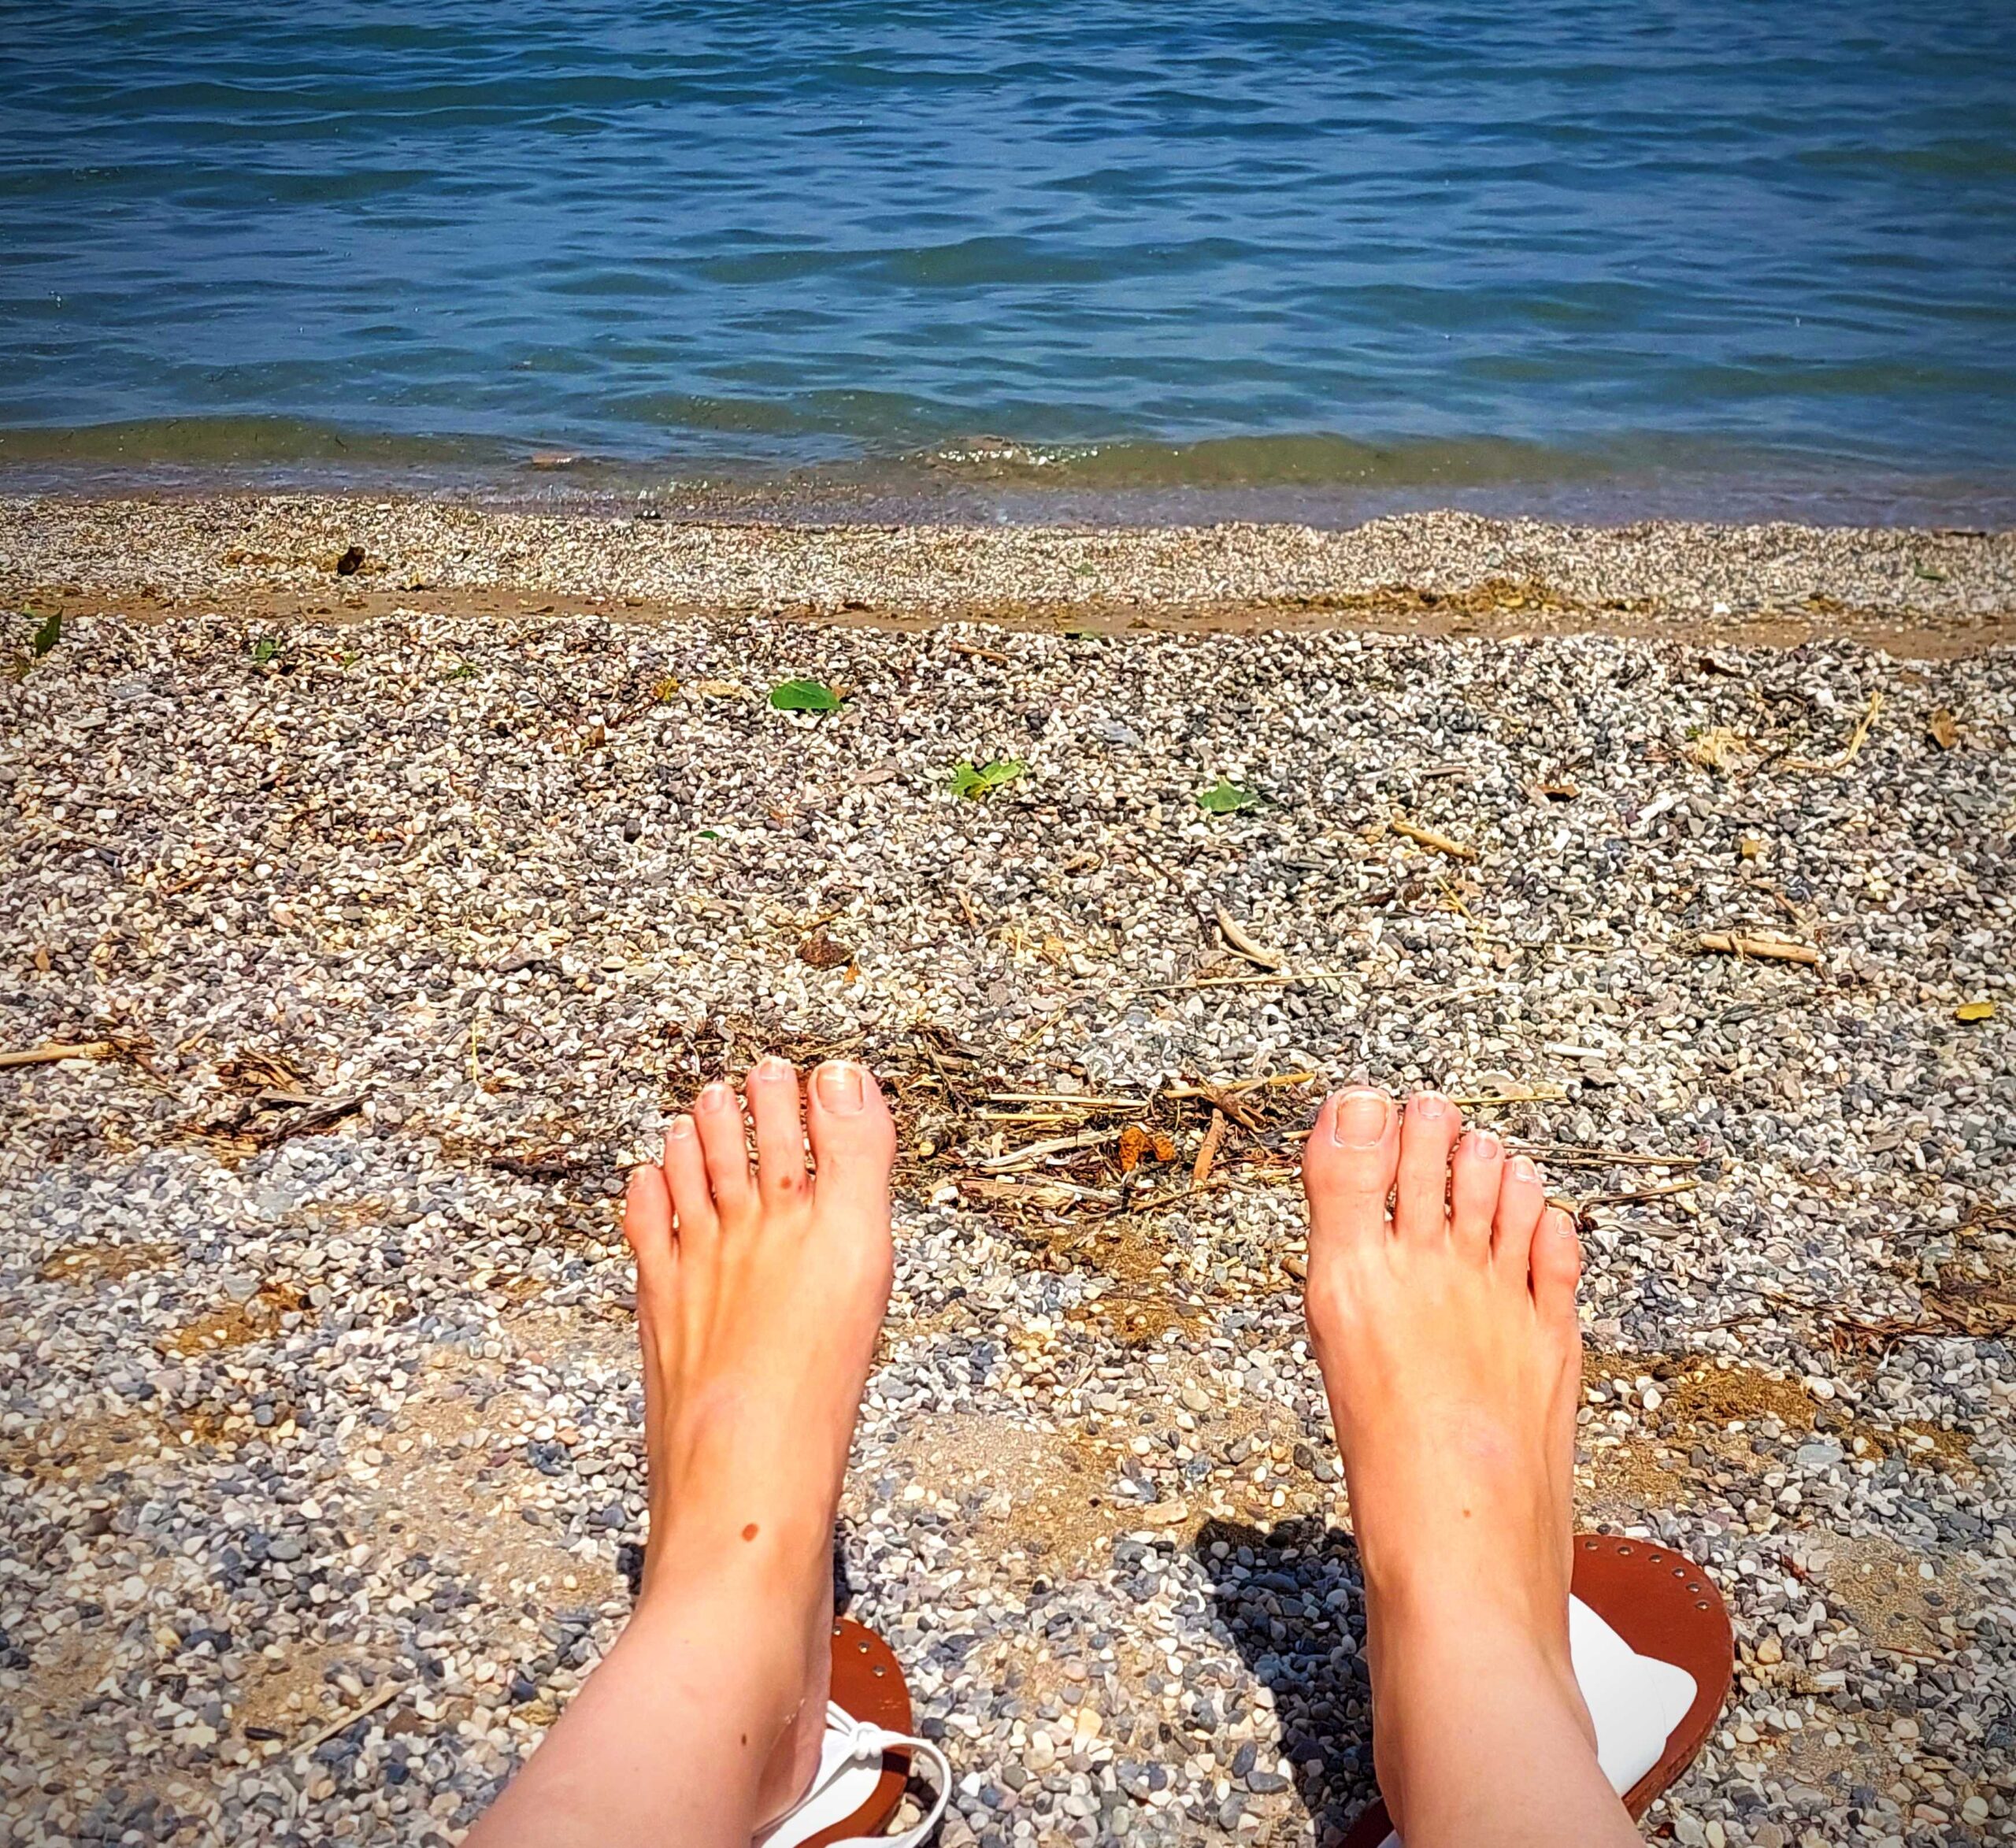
[1469,1129,1503,1160]
[815,1060,867,1113]
[1410,1091,1449,1120]
[666,1116,695,1140]
[697,1082,732,1113]
[754,1054,791,1079]
[1329,1088,1390,1147]
[1510,1154,1540,1184]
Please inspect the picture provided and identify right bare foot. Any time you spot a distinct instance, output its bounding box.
[1301,1088,1593,1833]
[622,1057,896,1828]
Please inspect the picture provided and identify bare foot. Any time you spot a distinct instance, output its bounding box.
[622,1057,896,1828]
[1301,1088,1592,1832]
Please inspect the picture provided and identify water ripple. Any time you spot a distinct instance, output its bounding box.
[2,0,2013,517]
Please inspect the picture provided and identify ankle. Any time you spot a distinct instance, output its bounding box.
[622,1567,821,1709]
[1368,1569,1576,1698]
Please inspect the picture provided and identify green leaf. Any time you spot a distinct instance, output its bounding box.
[443,661,476,681]
[769,678,843,713]
[950,757,1028,799]
[29,611,61,657]
[1196,777,1258,815]
[249,635,282,665]
[698,829,721,841]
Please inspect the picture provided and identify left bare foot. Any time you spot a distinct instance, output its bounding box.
[622,1057,896,1825]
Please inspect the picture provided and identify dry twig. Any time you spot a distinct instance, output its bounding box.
[1512,1145,1708,1168]
[1129,970,1346,996]
[296,1683,400,1754]
[1391,815,1477,862]
[980,1091,1146,1111]
[1785,690,1883,772]
[1192,1109,1227,1187]
[1580,1180,1701,1209]
[1215,905,1284,971]
[1697,931,1820,966]
[1447,1083,1568,1106]
[1173,1080,1265,1131]
[1163,1071,1317,1101]
[972,1127,1127,1174]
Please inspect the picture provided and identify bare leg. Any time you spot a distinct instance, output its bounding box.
[1301,1088,1640,1848]
[468,1058,897,1848]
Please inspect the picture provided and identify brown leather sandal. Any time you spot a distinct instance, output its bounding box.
[1342,1532,1734,1846]
[759,1617,949,1848]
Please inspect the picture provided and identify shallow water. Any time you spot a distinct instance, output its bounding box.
[3,2,2014,520]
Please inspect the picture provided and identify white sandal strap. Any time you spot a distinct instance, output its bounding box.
[758,1702,951,1848]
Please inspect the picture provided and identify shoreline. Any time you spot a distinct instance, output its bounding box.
[5,492,2016,658]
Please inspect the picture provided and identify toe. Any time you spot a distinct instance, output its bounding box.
[1302,1087,1399,1244]
[746,1057,811,1209]
[1447,1128,1504,1254]
[692,1080,755,1220]
[661,1115,717,1247]
[806,1060,897,1216]
[1530,1205,1583,1320]
[1492,1153,1547,1266]
[623,1160,676,1314]
[1393,1093,1462,1239]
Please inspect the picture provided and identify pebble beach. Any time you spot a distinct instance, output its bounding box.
[3,498,2014,1847]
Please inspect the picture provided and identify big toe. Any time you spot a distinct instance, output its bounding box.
[806,1061,897,1220]
[1303,1087,1399,1251]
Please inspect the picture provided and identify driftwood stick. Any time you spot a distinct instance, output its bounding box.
[1215,905,1284,971]
[1391,815,1478,861]
[0,1040,120,1069]
[1698,931,1820,965]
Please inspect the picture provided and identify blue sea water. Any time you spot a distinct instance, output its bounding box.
[2,2,2014,522]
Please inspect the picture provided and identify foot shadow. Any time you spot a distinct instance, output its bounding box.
[1191,1516,1379,1845]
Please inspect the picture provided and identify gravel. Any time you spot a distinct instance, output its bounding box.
[3,494,2015,653]
[2,579,2013,1848]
